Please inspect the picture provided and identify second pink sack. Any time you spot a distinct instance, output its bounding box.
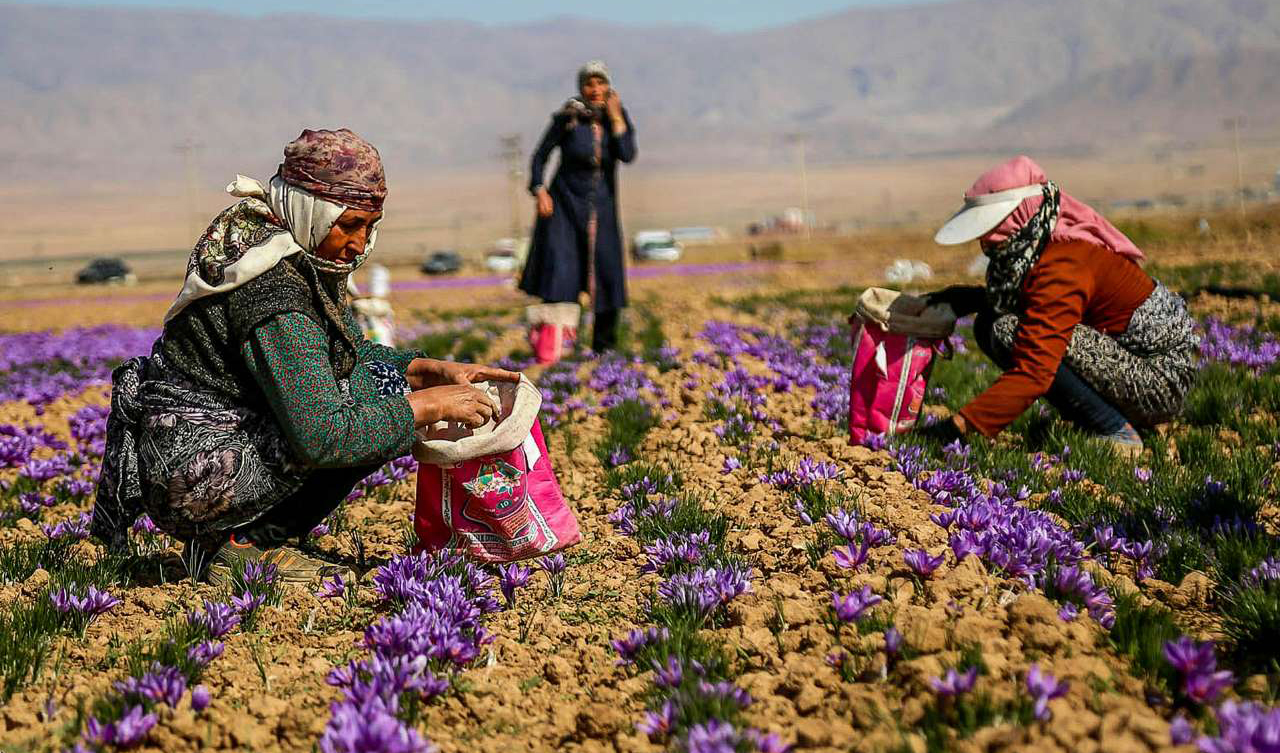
[526,303,580,365]
[413,376,580,562]
[847,288,956,446]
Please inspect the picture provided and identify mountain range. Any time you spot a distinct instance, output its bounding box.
[2,0,1279,183]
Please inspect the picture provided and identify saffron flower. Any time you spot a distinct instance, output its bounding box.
[1025,664,1068,721]
[831,586,882,623]
[832,540,870,570]
[903,549,945,578]
[929,667,978,697]
[497,563,532,608]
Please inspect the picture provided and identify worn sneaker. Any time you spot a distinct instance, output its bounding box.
[207,534,353,586]
[1098,423,1144,460]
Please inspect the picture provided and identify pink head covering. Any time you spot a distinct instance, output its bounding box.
[969,156,1144,262]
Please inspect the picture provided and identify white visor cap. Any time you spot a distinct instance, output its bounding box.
[934,184,1046,245]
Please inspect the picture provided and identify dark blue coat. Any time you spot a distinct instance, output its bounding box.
[518,104,636,313]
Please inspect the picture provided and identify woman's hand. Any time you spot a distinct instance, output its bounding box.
[917,414,969,445]
[605,90,626,134]
[923,285,987,318]
[406,358,521,390]
[535,187,554,218]
[407,385,498,429]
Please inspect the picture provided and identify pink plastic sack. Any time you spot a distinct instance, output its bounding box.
[527,303,580,365]
[413,377,580,562]
[847,289,955,446]
[529,323,577,365]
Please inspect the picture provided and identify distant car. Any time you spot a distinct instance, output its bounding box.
[632,230,682,262]
[484,251,520,274]
[420,250,462,275]
[76,257,135,285]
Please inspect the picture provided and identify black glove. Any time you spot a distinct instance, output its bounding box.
[923,286,987,318]
[916,415,965,445]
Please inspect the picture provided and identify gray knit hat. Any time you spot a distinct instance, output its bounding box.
[577,60,610,88]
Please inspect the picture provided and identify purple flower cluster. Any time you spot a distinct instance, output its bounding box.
[1164,636,1234,705]
[929,667,978,697]
[50,583,120,629]
[643,531,711,573]
[113,663,187,707]
[589,355,664,409]
[913,460,1117,626]
[1196,700,1280,753]
[82,705,157,749]
[831,586,883,623]
[0,325,158,409]
[1025,664,1069,721]
[322,551,500,751]
[611,627,671,666]
[1199,318,1280,372]
[1244,557,1280,586]
[760,457,843,490]
[41,512,92,541]
[656,565,754,621]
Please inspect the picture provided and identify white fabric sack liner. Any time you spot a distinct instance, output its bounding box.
[854,287,958,339]
[413,375,543,465]
[526,302,581,327]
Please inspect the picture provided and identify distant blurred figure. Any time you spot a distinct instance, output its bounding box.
[519,60,637,356]
[349,263,396,346]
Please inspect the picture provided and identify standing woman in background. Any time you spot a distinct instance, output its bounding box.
[519,60,637,354]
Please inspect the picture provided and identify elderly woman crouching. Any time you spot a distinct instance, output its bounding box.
[91,128,518,581]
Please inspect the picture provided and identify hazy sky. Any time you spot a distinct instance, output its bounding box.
[12,0,947,31]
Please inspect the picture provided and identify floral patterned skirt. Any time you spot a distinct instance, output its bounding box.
[985,282,1200,427]
[91,352,405,551]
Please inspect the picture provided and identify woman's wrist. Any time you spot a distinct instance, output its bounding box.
[610,116,627,135]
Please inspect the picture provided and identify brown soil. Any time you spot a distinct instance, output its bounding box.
[1,277,1250,753]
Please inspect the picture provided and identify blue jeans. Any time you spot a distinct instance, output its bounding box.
[973,310,1129,435]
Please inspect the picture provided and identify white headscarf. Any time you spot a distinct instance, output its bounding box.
[162,175,380,322]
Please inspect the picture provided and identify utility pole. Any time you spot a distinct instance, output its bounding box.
[1223,116,1247,222]
[174,138,204,244]
[499,134,524,240]
[785,132,811,240]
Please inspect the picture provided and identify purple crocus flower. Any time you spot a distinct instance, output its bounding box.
[831,540,870,570]
[539,553,566,576]
[188,601,240,639]
[1183,669,1234,705]
[823,508,860,542]
[190,685,211,712]
[187,640,225,666]
[231,591,266,615]
[611,627,670,666]
[684,719,739,753]
[497,563,532,608]
[721,456,741,474]
[929,667,978,697]
[318,698,433,753]
[1058,603,1079,622]
[1168,715,1194,745]
[1163,636,1218,677]
[884,627,903,656]
[1025,664,1068,721]
[114,663,187,708]
[831,586,882,623]
[651,656,683,689]
[84,705,157,749]
[636,700,677,737]
[1198,700,1280,753]
[903,549,945,578]
[317,573,348,599]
